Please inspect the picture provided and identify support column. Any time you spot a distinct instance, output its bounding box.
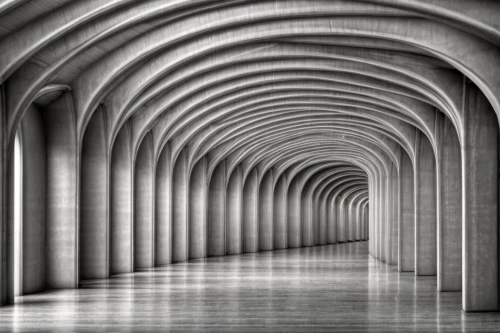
[208,161,226,256]
[259,169,273,251]
[111,122,133,274]
[81,106,108,279]
[462,80,498,312]
[155,143,171,266]
[287,178,301,248]
[43,92,78,288]
[273,173,287,249]
[243,168,258,253]
[414,131,437,276]
[189,156,207,259]
[134,134,154,269]
[226,165,243,255]
[172,148,188,262]
[436,112,462,291]
[399,149,415,272]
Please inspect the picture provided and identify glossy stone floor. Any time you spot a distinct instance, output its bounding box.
[1,242,500,332]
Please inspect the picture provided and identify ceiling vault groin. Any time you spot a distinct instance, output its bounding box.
[0,0,499,313]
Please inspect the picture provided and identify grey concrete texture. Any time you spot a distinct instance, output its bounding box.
[0,0,498,314]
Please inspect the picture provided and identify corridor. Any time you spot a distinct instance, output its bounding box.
[1,242,498,332]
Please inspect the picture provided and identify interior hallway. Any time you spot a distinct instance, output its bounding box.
[0,242,498,333]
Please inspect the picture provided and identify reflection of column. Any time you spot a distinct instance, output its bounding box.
[462,80,498,312]
[226,165,242,255]
[273,174,287,249]
[414,131,437,276]
[435,113,462,291]
[399,149,414,272]
[172,148,188,262]
[258,169,273,251]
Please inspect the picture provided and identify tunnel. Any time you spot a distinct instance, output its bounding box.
[0,1,499,331]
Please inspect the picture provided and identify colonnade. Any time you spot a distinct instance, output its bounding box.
[0,0,499,313]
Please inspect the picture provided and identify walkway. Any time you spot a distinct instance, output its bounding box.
[1,242,499,332]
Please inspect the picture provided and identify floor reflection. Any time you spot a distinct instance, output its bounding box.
[1,242,499,332]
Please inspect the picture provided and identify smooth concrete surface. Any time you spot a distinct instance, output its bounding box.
[273,174,287,250]
[3,242,500,332]
[0,0,500,316]
[80,107,108,279]
[258,169,273,251]
[42,92,78,289]
[462,81,499,312]
[155,144,172,266]
[436,113,462,291]
[242,169,258,253]
[189,157,207,259]
[414,132,437,276]
[19,106,45,294]
[172,149,188,263]
[226,165,243,255]
[208,161,226,256]
[399,150,415,272]
[134,134,154,269]
[111,123,134,275]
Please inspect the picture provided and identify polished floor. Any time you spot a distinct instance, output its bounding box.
[1,242,500,332]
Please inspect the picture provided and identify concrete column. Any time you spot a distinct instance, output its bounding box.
[111,122,133,274]
[258,169,273,251]
[462,80,498,312]
[155,143,171,265]
[172,148,188,262]
[302,184,314,247]
[226,165,243,255]
[208,161,225,256]
[327,195,337,244]
[134,134,154,269]
[337,199,347,243]
[399,149,415,272]
[42,92,78,288]
[389,163,399,265]
[80,106,108,279]
[287,177,301,248]
[19,106,46,293]
[414,131,437,276]
[243,168,258,253]
[313,189,327,245]
[319,197,328,245]
[189,156,207,259]
[436,112,462,291]
[273,174,287,249]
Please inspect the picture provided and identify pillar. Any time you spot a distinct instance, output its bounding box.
[189,156,207,259]
[172,148,188,262]
[399,149,415,272]
[155,143,171,265]
[273,173,287,249]
[134,133,154,269]
[259,169,273,251]
[208,160,226,256]
[414,131,437,276]
[226,165,243,255]
[243,168,258,253]
[462,80,498,312]
[287,177,301,248]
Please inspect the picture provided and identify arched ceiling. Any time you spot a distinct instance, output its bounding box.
[2,0,499,217]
